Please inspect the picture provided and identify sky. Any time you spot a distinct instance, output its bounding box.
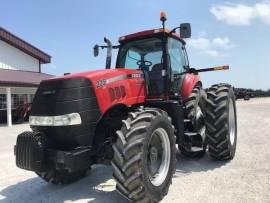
[0,0,270,90]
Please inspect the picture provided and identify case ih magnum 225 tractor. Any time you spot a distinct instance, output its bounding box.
[15,13,237,202]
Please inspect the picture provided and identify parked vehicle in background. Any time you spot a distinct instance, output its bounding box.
[234,88,254,100]
[13,103,31,123]
[0,103,31,123]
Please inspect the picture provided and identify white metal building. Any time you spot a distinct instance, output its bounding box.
[0,27,52,126]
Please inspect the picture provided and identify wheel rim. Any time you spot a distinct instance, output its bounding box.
[195,106,206,137]
[148,128,171,187]
[229,99,236,145]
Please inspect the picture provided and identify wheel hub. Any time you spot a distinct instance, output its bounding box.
[150,147,158,163]
[147,128,171,186]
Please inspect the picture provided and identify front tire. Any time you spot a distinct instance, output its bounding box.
[206,84,237,160]
[112,107,176,202]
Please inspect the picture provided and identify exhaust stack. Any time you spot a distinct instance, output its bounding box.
[104,37,112,69]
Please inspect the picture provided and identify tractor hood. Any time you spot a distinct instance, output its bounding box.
[46,68,142,87]
[40,68,146,113]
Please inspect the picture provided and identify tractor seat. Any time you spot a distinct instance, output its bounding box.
[148,63,164,96]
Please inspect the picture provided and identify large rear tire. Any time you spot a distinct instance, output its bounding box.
[180,87,206,158]
[112,107,176,203]
[206,84,237,160]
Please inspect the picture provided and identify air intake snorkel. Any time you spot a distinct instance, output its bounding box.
[93,37,119,69]
[104,37,112,69]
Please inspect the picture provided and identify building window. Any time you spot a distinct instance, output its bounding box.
[0,94,6,110]
[0,93,35,111]
[30,94,35,103]
[12,94,27,109]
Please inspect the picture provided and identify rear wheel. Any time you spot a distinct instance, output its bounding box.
[112,107,176,203]
[180,87,206,157]
[244,95,250,100]
[206,84,237,160]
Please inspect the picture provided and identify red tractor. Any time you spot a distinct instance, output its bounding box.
[15,13,237,202]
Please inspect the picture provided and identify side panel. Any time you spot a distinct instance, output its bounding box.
[180,73,201,100]
[46,69,146,114]
[90,69,146,113]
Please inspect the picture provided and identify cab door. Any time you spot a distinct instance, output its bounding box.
[168,38,186,96]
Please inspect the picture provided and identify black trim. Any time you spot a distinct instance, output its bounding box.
[31,77,101,148]
[15,131,44,171]
[146,100,184,144]
[46,148,93,172]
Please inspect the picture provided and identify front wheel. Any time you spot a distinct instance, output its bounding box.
[112,107,176,202]
[206,84,237,160]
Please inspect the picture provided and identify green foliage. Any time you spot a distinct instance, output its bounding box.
[251,89,270,97]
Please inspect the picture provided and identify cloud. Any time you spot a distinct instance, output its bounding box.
[210,2,270,26]
[213,37,234,49]
[188,36,234,57]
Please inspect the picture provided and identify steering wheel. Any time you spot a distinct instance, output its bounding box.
[137,60,152,68]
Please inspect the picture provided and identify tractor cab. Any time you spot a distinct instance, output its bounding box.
[94,12,192,99]
[116,29,189,98]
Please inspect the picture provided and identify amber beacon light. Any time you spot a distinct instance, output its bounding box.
[160,11,167,22]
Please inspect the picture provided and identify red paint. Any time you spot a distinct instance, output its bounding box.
[180,73,201,100]
[119,28,182,42]
[46,70,201,114]
[48,69,146,114]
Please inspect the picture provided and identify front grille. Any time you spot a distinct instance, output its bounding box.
[31,77,101,148]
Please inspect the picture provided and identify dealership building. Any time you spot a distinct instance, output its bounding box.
[0,27,52,126]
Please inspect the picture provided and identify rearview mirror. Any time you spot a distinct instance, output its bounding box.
[180,23,191,38]
[93,45,99,57]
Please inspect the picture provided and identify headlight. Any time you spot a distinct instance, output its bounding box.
[29,113,82,126]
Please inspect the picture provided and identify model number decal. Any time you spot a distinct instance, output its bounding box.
[96,73,143,88]
[96,79,106,88]
[130,73,142,78]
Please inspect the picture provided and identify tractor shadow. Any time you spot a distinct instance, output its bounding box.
[174,150,231,176]
[0,153,230,203]
[0,165,128,203]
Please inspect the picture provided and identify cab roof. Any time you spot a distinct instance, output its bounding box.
[119,28,182,43]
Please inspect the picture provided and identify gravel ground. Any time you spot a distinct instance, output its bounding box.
[0,98,270,203]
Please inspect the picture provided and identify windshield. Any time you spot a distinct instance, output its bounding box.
[117,37,163,71]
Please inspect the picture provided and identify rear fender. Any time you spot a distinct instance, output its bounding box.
[181,73,202,100]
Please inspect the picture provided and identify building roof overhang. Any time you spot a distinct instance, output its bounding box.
[0,27,51,64]
[0,69,53,87]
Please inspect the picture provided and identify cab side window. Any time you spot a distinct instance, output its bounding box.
[168,38,186,93]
